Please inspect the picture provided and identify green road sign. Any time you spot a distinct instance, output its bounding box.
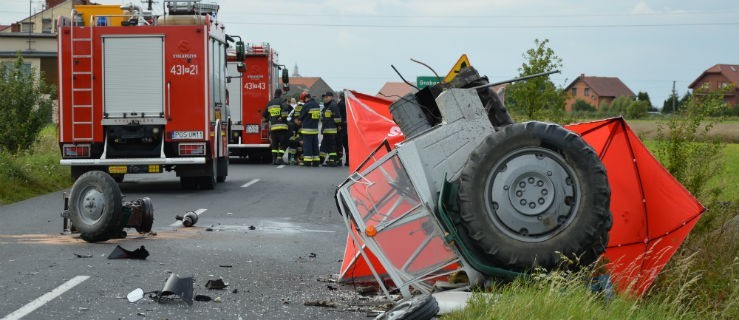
[417,76,440,88]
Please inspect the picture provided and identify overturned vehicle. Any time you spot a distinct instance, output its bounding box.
[334,67,612,297]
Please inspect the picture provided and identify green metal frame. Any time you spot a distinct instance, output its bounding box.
[435,178,521,279]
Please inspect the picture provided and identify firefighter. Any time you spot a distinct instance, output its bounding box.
[288,93,307,165]
[297,93,321,167]
[337,91,348,166]
[262,89,290,165]
[320,91,340,167]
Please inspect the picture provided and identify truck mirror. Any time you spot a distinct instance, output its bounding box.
[235,41,245,61]
[237,62,245,73]
[281,68,289,84]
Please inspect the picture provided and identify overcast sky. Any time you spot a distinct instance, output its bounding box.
[3,0,738,108]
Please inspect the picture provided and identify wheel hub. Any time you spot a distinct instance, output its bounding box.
[486,147,579,242]
[79,187,105,224]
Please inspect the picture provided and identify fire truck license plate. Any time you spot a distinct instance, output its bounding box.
[245,125,259,134]
[172,131,204,140]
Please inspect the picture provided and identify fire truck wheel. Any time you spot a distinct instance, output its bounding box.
[71,166,92,181]
[68,171,123,243]
[111,174,125,183]
[457,121,612,272]
[216,156,228,183]
[180,177,197,189]
[199,175,216,190]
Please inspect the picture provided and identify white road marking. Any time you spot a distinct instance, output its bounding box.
[276,165,285,169]
[240,178,260,188]
[170,208,208,227]
[2,275,90,320]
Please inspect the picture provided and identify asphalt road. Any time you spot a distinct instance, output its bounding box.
[0,162,374,320]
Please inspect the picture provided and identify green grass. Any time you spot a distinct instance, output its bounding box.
[0,125,71,205]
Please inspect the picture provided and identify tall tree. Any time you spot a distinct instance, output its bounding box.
[637,91,655,111]
[505,39,566,120]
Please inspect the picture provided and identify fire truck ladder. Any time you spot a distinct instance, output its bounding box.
[70,25,94,141]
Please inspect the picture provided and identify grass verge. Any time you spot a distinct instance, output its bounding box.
[0,125,70,205]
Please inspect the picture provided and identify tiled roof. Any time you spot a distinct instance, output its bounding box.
[566,75,635,98]
[689,64,739,88]
[286,77,320,88]
[376,82,418,101]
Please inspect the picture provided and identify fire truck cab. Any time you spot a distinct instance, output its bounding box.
[226,42,288,162]
[57,1,243,189]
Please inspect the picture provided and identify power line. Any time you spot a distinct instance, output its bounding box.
[222,21,738,29]
[222,10,739,19]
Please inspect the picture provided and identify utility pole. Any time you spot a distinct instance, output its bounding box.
[672,81,677,113]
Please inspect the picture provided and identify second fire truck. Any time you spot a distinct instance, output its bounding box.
[226,42,289,162]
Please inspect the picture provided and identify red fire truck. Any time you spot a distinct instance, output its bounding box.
[226,42,289,161]
[57,1,244,189]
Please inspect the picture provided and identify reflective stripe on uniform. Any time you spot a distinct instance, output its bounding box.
[270,124,288,131]
[334,118,342,123]
[300,128,318,134]
[323,129,338,134]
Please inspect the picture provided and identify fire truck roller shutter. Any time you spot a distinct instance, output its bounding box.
[226,62,242,124]
[103,37,164,118]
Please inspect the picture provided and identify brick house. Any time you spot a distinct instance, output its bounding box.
[376,82,418,101]
[688,64,739,106]
[564,74,635,111]
[281,76,334,100]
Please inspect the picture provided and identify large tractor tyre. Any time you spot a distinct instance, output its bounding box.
[68,171,124,243]
[216,156,228,183]
[375,294,438,320]
[111,174,125,183]
[457,121,611,272]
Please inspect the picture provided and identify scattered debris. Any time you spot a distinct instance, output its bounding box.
[219,265,232,268]
[108,245,149,260]
[194,295,212,302]
[308,252,317,258]
[214,297,222,303]
[432,291,483,315]
[136,312,146,317]
[175,211,199,227]
[375,294,438,320]
[356,286,378,296]
[74,253,92,258]
[316,275,338,283]
[127,288,144,303]
[327,285,337,291]
[205,279,228,290]
[78,307,89,311]
[304,300,337,308]
[205,227,213,232]
[281,297,290,304]
[152,274,194,305]
[248,225,256,230]
[231,289,238,294]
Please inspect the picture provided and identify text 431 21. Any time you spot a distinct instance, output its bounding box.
[170,64,198,76]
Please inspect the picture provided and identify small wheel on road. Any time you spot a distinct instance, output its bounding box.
[375,294,438,320]
[135,197,154,233]
[69,171,123,243]
[216,156,228,183]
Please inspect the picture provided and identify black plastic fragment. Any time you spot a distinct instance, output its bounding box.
[108,245,149,260]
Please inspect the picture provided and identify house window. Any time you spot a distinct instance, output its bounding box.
[571,88,577,96]
[720,82,732,89]
[20,21,34,32]
[701,82,710,90]
[2,61,32,79]
[42,18,52,33]
[584,88,590,96]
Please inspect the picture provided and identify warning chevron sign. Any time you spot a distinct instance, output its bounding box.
[443,54,471,83]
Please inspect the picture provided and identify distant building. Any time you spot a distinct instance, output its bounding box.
[0,0,89,88]
[281,76,334,100]
[376,82,417,101]
[564,74,635,111]
[688,64,739,106]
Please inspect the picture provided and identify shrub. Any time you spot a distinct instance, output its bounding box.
[0,55,54,153]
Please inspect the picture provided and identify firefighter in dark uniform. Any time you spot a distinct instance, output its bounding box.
[337,91,348,166]
[297,93,321,167]
[288,94,307,165]
[320,91,340,167]
[261,89,290,165]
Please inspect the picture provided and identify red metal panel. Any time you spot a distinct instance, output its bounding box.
[240,54,271,145]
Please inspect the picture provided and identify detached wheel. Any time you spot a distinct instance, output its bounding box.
[457,121,611,271]
[135,197,154,233]
[375,294,438,320]
[68,171,123,242]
